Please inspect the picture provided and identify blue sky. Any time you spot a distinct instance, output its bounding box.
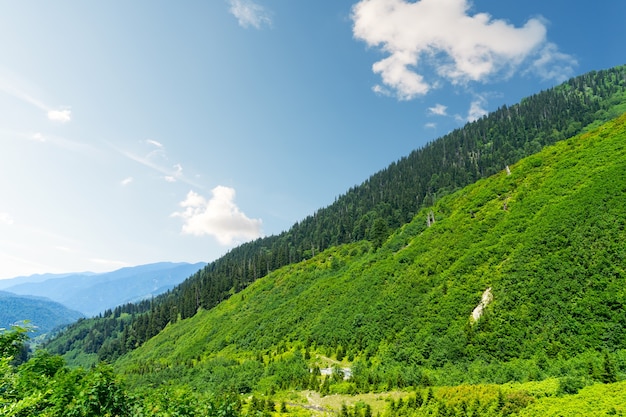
[0,0,624,279]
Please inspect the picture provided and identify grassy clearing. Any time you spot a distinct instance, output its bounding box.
[272,380,626,416]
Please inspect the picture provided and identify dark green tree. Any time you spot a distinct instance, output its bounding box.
[369,217,389,249]
[601,351,618,384]
[0,325,28,359]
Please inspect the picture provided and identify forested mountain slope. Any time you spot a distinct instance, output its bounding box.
[45,65,626,364]
[0,292,83,338]
[116,112,626,395]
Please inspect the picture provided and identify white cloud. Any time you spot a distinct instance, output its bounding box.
[172,187,262,245]
[228,0,272,29]
[372,84,392,97]
[372,53,430,99]
[121,177,134,186]
[425,122,437,129]
[467,96,488,122]
[47,108,72,123]
[352,0,575,100]
[428,103,448,116]
[0,212,14,226]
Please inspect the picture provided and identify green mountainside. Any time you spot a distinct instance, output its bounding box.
[3,67,626,416]
[114,111,626,404]
[45,66,626,364]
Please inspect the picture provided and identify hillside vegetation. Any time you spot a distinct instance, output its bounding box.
[45,66,626,363]
[4,69,626,415]
[110,112,626,412]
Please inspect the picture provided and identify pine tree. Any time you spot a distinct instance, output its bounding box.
[601,351,618,384]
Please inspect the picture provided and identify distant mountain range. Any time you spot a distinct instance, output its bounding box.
[0,262,206,317]
[0,291,83,337]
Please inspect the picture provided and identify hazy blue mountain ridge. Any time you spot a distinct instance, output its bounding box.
[2,262,206,317]
[0,272,96,290]
[0,291,84,337]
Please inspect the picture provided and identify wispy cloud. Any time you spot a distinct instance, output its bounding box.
[165,163,183,183]
[146,139,163,148]
[529,42,577,83]
[428,104,448,116]
[467,95,488,122]
[372,84,392,97]
[120,150,188,184]
[172,187,262,245]
[120,177,134,186]
[115,140,203,188]
[0,70,72,122]
[352,0,576,100]
[228,0,272,29]
[0,79,47,110]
